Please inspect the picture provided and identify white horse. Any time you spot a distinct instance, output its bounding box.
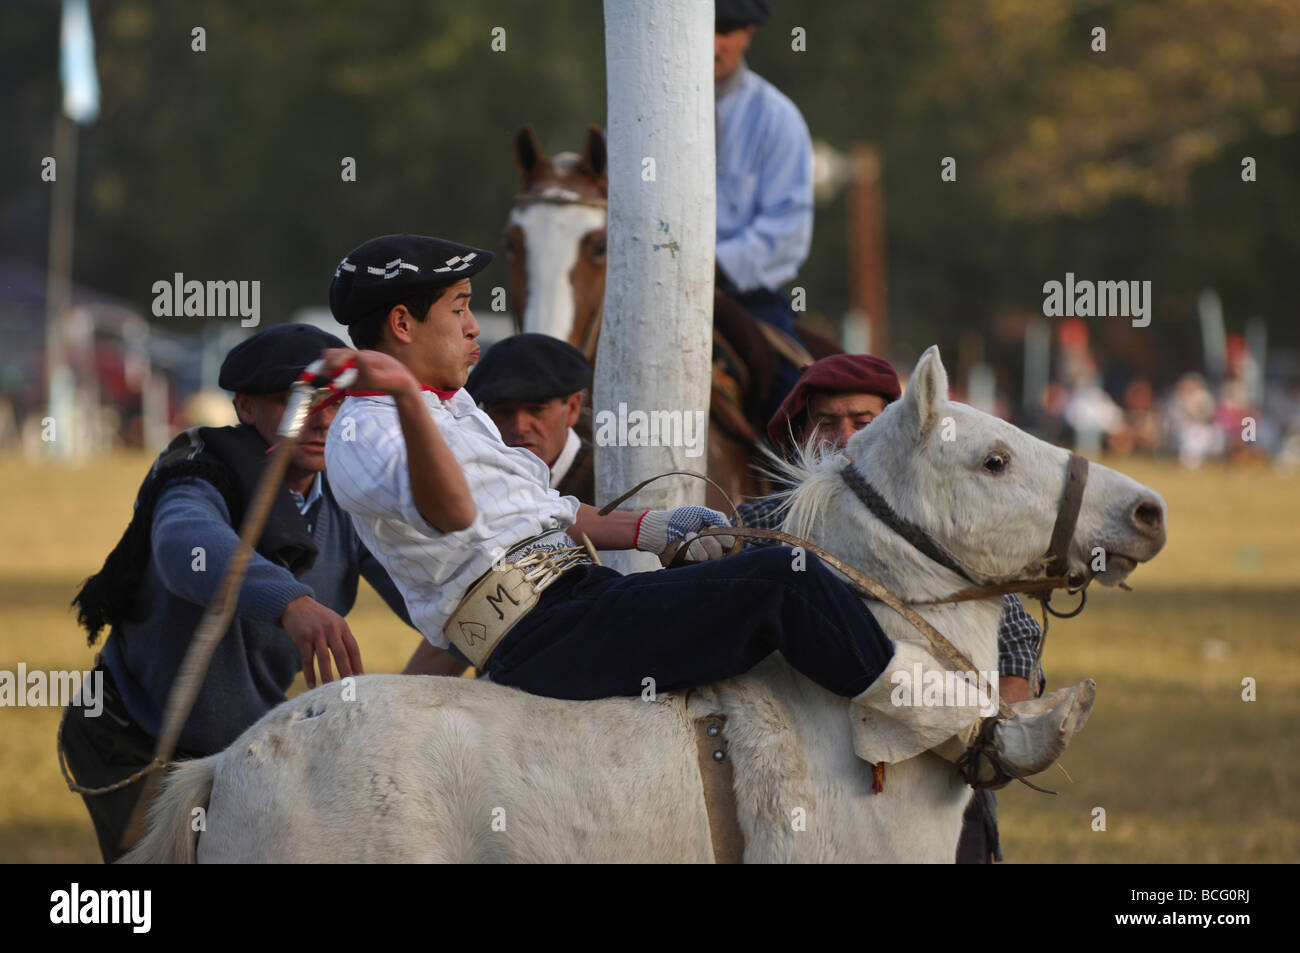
[123,347,1166,863]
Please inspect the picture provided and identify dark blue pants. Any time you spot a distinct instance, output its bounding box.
[485,547,894,700]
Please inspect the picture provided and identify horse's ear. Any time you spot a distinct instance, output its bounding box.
[514,125,546,185]
[899,345,949,436]
[583,124,607,183]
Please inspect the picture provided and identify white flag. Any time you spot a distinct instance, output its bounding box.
[60,0,100,125]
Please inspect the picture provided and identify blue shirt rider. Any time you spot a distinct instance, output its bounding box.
[715,0,815,413]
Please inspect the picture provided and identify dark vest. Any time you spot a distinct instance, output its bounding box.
[71,425,318,645]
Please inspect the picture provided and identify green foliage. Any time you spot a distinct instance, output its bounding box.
[1,0,1297,375]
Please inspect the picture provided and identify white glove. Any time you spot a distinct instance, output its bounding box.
[635,506,736,564]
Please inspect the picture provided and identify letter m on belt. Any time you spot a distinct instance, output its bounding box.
[485,583,519,621]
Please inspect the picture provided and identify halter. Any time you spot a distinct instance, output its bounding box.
[838,453,1091,615]
[510,191,609,210]
[508,189,608,363]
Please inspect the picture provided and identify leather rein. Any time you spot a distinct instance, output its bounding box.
[602,453,1094,727]
[834,453,1093,616]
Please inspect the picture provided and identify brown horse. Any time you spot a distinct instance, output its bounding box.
[502,124,840,509]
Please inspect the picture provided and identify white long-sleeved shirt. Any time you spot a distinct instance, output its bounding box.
[325,389,581,648]
[715,61,815,293]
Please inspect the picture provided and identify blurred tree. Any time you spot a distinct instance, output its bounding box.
[0,0,1296,398]
[905,0,1300,218]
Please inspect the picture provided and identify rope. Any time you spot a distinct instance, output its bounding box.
[686,524,1019,721]
[56,704,163,796]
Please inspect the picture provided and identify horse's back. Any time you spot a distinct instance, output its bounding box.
[198,674,716,862]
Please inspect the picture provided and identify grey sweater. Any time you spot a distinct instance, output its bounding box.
[99,476,413,754]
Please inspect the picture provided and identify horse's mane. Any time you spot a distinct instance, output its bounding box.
[750,435,852,543]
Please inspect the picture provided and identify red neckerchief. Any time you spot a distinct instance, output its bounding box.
[350,385,459,400]
[308,384,459,418]
[267,384,460,453]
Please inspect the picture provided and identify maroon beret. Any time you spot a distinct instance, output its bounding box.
[766,353,902,452]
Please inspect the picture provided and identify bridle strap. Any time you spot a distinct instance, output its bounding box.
[690,521,1074,600]
[576,298,604,365]
[839,466,979,585]
[1044,453,1090,579]
[511,192,609,210]
[679,525,1016,720]
[509,190,608,360]
[839,453,1092,598]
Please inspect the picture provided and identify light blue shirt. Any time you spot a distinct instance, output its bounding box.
[289,472,323,517]
[715,61,814,294]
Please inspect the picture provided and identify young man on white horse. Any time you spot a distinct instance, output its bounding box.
[320,233,1093,787]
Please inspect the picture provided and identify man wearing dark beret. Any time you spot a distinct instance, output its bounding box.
[63,323,419,862]
[763,352,903,456]
[736,353,1046,864]
[467,333,596,505]
[321,233,1089,809]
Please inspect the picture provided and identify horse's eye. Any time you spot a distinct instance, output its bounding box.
[590,238,607,261]
[983,451,1009,474]
[502,234,521,259]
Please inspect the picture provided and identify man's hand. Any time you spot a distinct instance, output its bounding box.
[321,346,477,532]
[321,347,418,397]
[1000,675,1033,704]
[280,594,364,688]
[635,506,736,564]
[402,639,470,677]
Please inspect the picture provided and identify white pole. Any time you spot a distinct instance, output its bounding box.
[597,0,716,573]
[1023,317,1050,421]
[1244,316,1267,409]
[45,115,78,461]
[1197,289,1227,385]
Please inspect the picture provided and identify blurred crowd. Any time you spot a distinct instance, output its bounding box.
[4,325,1298,472]
[1029,332,1299,469]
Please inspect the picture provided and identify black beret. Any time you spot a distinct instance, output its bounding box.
[329,233,494,326]
[717,0,771,27]
[467,334,593,405]
[218,323,346,394]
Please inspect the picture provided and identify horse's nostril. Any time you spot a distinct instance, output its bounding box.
[1134,500,1164,533]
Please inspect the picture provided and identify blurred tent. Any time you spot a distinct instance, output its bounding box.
[0,257,226,454]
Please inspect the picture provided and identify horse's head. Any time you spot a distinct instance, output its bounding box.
[505,125,608,354]
[842,346,1167,594]
[781,346,1166,600]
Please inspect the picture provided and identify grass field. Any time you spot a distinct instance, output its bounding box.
[0,453,1296,863]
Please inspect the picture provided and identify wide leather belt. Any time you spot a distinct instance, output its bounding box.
[443,532,598,669]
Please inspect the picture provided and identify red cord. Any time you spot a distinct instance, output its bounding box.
[632,509,651,549]
[305,384,459,420]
